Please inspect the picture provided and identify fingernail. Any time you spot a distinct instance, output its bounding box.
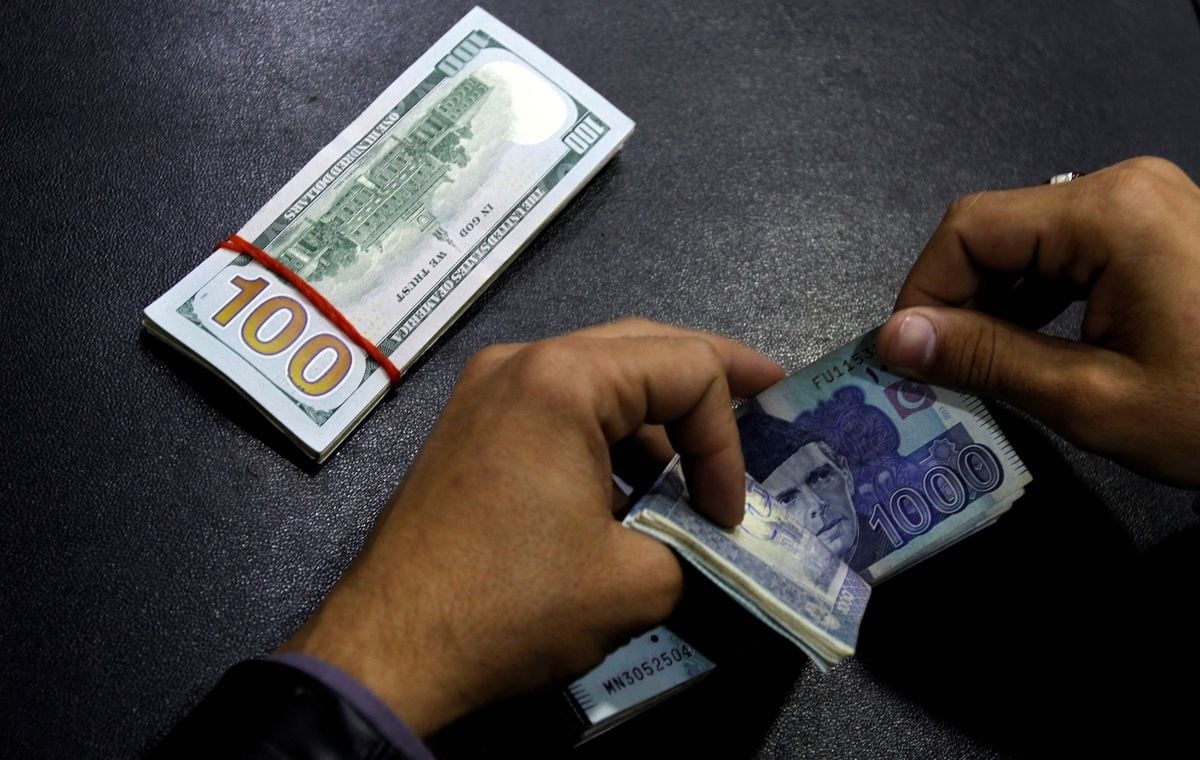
[890,313,937,370]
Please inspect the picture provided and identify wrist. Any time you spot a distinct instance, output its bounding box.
[278,565,472,737]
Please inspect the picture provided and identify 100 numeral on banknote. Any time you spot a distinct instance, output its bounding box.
[144,8,634,460]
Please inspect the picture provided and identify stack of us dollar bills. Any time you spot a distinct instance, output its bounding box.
[144,8,633,461]
[622,328,1031,670]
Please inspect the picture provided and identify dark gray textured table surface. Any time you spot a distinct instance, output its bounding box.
[3,1,1199,757]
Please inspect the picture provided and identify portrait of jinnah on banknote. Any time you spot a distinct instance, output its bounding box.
[738,393,911,572]
[734,332,1030,584]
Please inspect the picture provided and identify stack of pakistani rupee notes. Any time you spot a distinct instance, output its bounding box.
[144,8,633,461]
[567,332,1030,737]
[623,329,1031,670]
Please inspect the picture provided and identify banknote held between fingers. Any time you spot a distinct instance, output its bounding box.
[878,156,1200,487]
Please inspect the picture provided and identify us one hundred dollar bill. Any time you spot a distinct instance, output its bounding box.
[144,7,633,461]
[625,327,1031,669]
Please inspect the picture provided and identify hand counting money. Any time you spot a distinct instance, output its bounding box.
[144,7,633,461]
[624,327,1031,669]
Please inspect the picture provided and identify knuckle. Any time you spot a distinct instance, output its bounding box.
[507,338,589,408]
[1099,158,1174,212]
[609,315,656,331]
[462,343,512,378]
[944,191,988,226]
[1119,155,1185,182]
[676,337,729,396]
[683,335,724,368]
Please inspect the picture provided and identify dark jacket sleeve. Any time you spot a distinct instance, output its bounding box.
[152,658,434,759]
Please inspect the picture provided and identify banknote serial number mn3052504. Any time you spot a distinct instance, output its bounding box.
[566,626,715,736]
[596,643,697,695]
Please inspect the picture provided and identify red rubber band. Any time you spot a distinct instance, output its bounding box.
[216,234,402,385]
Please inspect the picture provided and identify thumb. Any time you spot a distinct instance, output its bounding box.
[877,307,1134,447]
[605,525,685,633]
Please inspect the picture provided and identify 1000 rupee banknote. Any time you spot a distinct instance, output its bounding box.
[626,328,1031,668]
[735,328,1030,583]
[144,7,633,460]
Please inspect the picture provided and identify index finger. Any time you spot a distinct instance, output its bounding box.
[896,175,1115,312]
[573,317,785,397]
[577,335,751,528]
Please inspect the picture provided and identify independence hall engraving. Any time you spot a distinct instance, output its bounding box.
[279,76,491,281]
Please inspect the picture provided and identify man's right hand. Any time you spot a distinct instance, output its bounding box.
[876,157,1200,486]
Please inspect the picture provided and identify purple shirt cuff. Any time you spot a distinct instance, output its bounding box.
[267,652,435,760]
